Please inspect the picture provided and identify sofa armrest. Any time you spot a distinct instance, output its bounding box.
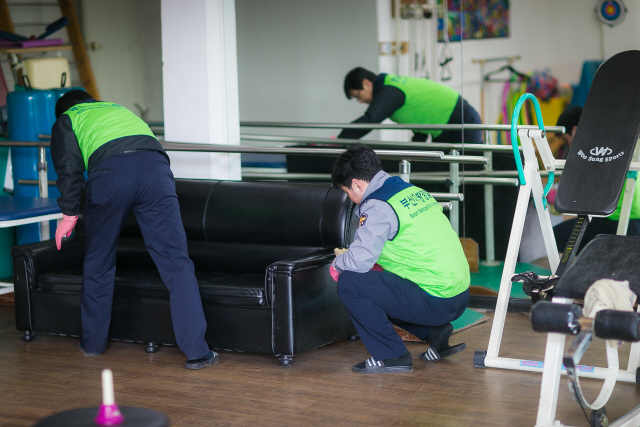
[268,249,355,355]
[11,235,85,331]
[269,249,335,274]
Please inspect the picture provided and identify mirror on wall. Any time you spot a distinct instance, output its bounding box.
[233,0,640,270]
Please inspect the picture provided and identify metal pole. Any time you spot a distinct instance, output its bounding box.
[38,146,50,240]
[482,150,500,266]
[399,160,411,182]
[239,121,566,133]
[449,149,459,235]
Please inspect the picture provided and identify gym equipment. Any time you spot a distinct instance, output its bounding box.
[531,237,640,426]
[33,368,168,427]
[473,50,640,421]
[95,369,124,425]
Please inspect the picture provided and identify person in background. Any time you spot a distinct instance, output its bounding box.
[550,105,582,159]
[339,67,482,143]
[51,89,217,370]
[330,144,470,374]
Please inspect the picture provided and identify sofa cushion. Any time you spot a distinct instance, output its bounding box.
[113,237,325,274]
[37,267,267,306]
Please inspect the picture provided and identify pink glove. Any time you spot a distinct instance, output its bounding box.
[371,263,384,272]
[329,263,340,282]
[55,214,78,250]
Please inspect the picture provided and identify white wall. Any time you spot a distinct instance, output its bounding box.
[235,0,379,138]
[81,0,163,122]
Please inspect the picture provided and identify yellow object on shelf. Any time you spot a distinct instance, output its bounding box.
[23,57,71,89]
[532,97,566,128]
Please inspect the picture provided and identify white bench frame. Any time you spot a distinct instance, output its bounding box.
[477,128,640,426]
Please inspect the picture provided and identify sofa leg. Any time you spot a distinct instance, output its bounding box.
[21,331,35,342]
[145,342,159,353]
[278,355,293,367]
[347,334,360,341]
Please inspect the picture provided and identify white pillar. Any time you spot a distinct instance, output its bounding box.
[161,0,241,180]
[376,0,411,144]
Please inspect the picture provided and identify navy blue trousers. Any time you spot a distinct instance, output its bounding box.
[81,150,209,360]
[337,270,469,360]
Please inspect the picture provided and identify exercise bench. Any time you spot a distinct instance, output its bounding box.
[531,235,640,426]
[473,49,640,420]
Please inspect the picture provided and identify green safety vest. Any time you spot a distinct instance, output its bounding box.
[64,102,157,169]
[383,74,459,138]
[609,180,640,221]
[366,177,470,298]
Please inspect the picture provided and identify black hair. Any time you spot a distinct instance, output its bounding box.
[343,67,377,99]
[331,144,382,189]
[556,105,582,134]
[55,89,93,119]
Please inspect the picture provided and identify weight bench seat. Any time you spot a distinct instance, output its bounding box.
[553,234,640,300]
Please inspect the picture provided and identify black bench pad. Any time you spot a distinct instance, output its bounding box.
[554,235,640,300]
[556,50,640,216]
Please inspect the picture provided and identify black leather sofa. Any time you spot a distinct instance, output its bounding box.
[11,179,358,366]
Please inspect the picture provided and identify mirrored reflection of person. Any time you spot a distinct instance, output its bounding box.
[339,67,483,143]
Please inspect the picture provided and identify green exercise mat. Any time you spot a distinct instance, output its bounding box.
[470,261,551,299]
[452,308,488,333]
[396,307,488,341]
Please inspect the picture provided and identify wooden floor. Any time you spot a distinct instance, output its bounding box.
[1,305,639,427]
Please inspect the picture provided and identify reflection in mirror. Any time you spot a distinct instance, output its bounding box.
[235,0,640,293]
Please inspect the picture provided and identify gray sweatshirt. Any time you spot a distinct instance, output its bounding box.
[333,170,399,273]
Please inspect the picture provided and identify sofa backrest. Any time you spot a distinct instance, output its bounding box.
[78,179,355,249]
[201,180,352,247]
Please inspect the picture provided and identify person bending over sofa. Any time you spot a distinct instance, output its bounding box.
[329,144,470,374]
[51,90,216,370]
[339,67,482,143]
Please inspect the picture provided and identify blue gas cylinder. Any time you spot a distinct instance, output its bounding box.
[7,89,59,243]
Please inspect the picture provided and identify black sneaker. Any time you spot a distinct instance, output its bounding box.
[78,342,103,357]
[185,350,219,370]
[352,351,413,374]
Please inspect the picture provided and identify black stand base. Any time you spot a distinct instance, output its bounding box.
[278,355,293,367]
[473,350,487,368]
[21,330,35,342]
[145,342,158,353]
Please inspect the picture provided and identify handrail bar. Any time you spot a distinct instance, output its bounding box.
[239,121,566,133]
[158,141,488,164]
[240,172,518,186]
[38,132,525,153]
[240,134,523,153]
[0,139,487,165]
